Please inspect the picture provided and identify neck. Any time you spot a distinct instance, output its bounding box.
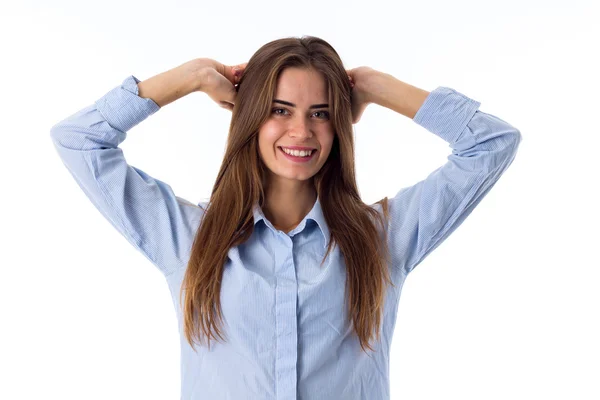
[262,177,317,233]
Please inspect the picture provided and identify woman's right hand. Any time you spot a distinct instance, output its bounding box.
[195,58,248,111]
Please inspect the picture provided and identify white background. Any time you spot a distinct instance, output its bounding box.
[1,1,598,399]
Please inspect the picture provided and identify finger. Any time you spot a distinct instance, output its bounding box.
[223,88,237,109]
[222,65,237,84]
[233,62,248,75]
[224,62,247,83]
[346,73,354,87]
[225,65,245,85]
[219,101,234,111]
[233,69,242,82]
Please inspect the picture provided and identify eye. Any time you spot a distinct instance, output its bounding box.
[313,111,330,119]
[271,108,330,120]
[272,107,289,116]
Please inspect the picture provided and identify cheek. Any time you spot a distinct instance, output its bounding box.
[258,124,280,147]
[257,131,280,165]
[320,133,335,156]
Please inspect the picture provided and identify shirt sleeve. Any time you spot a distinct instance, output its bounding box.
[387,87,522,276]
[49,75,205,277]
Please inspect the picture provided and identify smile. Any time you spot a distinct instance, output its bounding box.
[278,147,317,163]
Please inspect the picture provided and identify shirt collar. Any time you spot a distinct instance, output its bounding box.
[252,196,330,250]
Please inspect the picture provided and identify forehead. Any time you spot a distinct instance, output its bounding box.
[275,67,328,100]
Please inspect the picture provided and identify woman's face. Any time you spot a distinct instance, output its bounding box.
[258,67,335,184]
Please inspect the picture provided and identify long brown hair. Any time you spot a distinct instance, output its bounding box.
[180,35,394,354]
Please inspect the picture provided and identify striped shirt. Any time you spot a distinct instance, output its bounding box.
[50,75,521,399]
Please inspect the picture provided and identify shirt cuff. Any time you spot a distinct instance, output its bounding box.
[413,86,481,144]
[94,75,161,133]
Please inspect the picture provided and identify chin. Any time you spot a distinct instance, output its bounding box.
[271,169,316,182]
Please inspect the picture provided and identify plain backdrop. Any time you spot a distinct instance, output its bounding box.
[1,1,598,399]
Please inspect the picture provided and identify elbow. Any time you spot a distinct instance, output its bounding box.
[509,128,522,156]
[485,128,522,175]
[49,120,66,142]
[498,128,522,172]
[511,127,522,142]
[49,122,74,151]
[49,119,76,148]
[49,125,61,145]
[499,126,522,157]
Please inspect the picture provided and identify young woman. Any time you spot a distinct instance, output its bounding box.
[50,36,521,399]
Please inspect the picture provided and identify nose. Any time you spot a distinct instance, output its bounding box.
[288,117,313,139]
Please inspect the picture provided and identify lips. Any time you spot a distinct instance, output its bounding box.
[278,146,317,162]
[278,146,317,152]
[278,146,317,155]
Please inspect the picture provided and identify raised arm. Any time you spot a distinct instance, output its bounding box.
[49,61,208,277]
[365,72,522,276]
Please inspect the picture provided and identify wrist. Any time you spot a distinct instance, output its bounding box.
[181,58,214,92]
[365,71,396,106]
[368,72,430,119]
[137,61,201,108]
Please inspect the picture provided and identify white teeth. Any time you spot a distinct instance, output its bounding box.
[281,147,313,157]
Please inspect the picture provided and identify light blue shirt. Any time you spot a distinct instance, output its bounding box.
[50,75,521,399]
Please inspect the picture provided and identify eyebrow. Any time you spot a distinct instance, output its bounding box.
[273,99,329,109]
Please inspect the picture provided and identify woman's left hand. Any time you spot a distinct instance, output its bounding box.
[346,66,378,124]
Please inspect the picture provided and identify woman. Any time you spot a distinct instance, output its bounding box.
[50,36,521,399]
